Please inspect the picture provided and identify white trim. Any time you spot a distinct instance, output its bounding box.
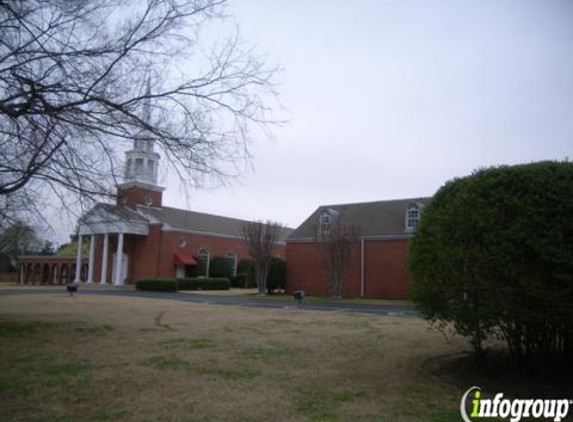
[117,180,164,192]
[114,233,124,285]
[74,235,82,283]
[228,251,237,277]
[161,226,242,240]
[100,234,109,284]
[197,248,210,276]
[79,221,148,236]
[87,235,95,283]
[287,234,413,243]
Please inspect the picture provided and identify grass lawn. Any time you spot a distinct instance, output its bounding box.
[0,294,564,422]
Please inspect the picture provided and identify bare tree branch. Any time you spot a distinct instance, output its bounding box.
[314,219,362,299]
[0,0,282,225]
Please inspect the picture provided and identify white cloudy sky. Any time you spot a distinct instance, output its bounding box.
[50,0,573,242]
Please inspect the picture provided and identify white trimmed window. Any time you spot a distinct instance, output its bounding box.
[228,252,237,277]
[197,248,209,276]
[319,210,332,237]
[405,203,421,231]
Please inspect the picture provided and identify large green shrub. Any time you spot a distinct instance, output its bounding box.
[135,278,178,292]
[266,257,286,293]
[408,161,573,366]
[209,256,231,278]
[177,278,230,291]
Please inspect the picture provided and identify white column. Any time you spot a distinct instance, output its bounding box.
[100,234,109,284]
[114,232,124,285]
[87,235,95,283]
[74,234,83,283]
[19,265,24,285]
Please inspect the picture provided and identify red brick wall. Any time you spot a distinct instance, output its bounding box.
[92,228,286,284]
[117,186,163,207]
[285,242,361,297]
[286,238,412,299]
[363,239,412,299]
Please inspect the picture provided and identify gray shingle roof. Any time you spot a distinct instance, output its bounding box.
[288,197,431,241]
[137,205,294,242]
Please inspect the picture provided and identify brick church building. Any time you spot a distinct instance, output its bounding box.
[18,122,292,286]
[286,198,429,299]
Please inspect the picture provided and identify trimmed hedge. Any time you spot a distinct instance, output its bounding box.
[135,278,177,292]
[177,277,230,291]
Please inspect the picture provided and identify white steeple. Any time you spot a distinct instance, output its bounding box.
[124,80,160,187]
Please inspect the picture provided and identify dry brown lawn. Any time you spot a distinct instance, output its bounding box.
[0,294,473,422]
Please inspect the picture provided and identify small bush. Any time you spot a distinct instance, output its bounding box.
[135,278,177,292]
[209,256,231,278]
[177,277,230,291]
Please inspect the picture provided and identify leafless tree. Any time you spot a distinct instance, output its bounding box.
[315,220,361,298]
[0,0,281,226]
[241,220,282,295]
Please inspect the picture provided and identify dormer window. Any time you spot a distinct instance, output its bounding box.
[319,209,332,237]
[405,203,421,231]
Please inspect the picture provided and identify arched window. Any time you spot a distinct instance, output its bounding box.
[228,252,237,277]
[135,158,144,175]
[126,159,132,177]
[197,248,209,276]
[405,203,421,231]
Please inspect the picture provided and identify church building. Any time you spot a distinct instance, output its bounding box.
[18,119,292,286]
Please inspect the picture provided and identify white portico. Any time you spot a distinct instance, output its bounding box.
[76,204,150,285]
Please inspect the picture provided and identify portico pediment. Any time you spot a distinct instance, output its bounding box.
[78,204,149,236]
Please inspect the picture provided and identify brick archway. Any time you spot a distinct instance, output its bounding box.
[18,256,87,285]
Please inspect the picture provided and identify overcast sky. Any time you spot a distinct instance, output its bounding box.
[163,0,573,229]
[50,0,573,242]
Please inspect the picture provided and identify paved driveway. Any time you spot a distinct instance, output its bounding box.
[0,288,418,316]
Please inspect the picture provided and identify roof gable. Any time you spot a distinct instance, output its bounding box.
[78,204,150,235]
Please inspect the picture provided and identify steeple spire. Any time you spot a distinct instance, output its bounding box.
[123,76,160,187]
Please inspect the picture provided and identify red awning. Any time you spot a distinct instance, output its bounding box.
[174,253,197,266]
